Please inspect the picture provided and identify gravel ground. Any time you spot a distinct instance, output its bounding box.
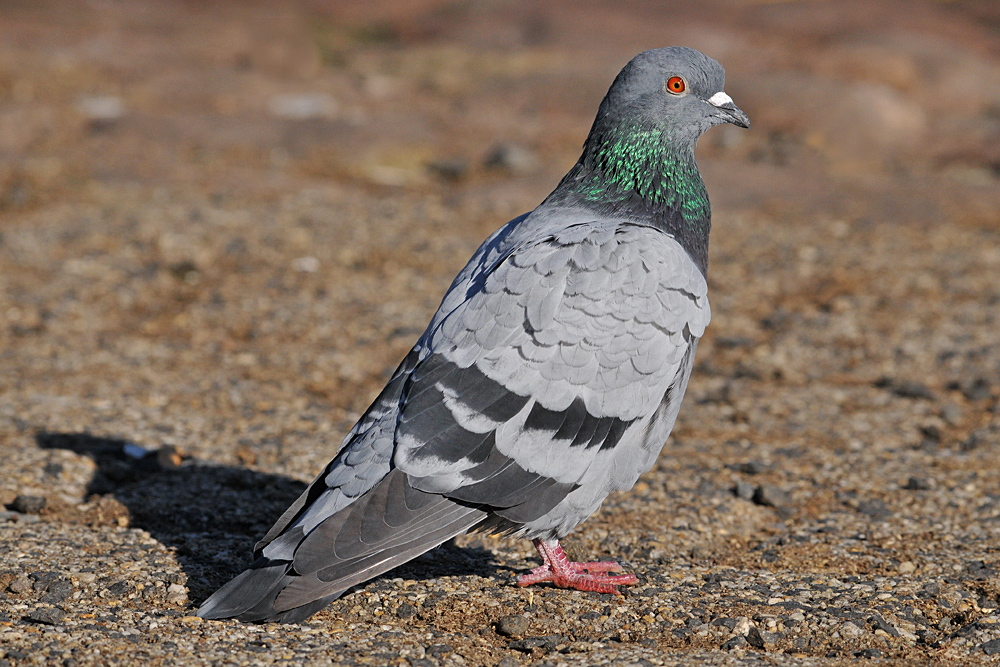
[3,1,1000,665]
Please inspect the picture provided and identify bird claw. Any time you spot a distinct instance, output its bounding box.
[517,565,638,594]
[517,539,638,595]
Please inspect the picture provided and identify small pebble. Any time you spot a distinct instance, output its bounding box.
[8,576,32,595]
[426,644,453,657]
[26,607,65,625]
[483,144,538,173]
[738,460,768,475]
[721,634,748,650]
[752,485,789,508]
[733,481,755,500]
[496,614,530,637]
[855,648,882,659]
[267,94,337,120]
[77,95,125,124]
[427,158,468,182]
[746,626,766,648]
[508,636,560,653]
[962,378,992,401]
[396,602,417,619]
[107,581,131,598]
[980,638,1000,655]
[41,580,74,603]
[11,495,45,514]
[166,583,187,603]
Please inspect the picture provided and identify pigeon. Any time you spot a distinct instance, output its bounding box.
[198,46,749,623]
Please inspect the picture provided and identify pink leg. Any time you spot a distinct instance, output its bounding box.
[516,539,638,594]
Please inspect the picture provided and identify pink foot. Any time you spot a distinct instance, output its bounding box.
[516,539,638,594]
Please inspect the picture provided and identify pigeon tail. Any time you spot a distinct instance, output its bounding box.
[197,469,488,623]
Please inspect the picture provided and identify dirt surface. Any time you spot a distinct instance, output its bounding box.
[3,1,1000,665]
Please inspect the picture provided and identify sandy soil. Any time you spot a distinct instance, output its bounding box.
[2,1,1000,665]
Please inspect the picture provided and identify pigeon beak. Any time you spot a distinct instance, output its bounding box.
[706,91,750,129]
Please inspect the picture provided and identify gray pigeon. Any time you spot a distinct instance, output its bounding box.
[198,46,749,623]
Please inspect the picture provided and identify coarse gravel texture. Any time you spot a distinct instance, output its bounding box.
[3,1,1000,666]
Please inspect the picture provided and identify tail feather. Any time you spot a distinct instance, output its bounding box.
[197,560,293,621]
[197,469,486,622]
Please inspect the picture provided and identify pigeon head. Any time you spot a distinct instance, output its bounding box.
[548,47,748,276]
[589,47,749,153]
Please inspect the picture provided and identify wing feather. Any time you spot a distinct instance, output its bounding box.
[396,222,709,533]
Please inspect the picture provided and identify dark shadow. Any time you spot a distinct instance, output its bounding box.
[36,431,503,605]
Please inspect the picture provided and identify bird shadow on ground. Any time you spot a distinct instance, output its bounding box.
[35,431,506,605]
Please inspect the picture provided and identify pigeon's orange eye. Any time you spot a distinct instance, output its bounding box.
[665,76,686,94]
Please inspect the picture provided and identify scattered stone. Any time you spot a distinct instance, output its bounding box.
[733,481,755,500]
[76,95,125,125]
[106,581,132,598]
[752,485,790,508]
[897,560,916,574]
[746,626,766,649]
[426,158,468,182]
[737,460,768,475]
[166,583,187,603]
[840,621,865,639]
[964,560,994,580]
[41,580,74,603]
[484,143,538,173]
[267,94,337,120]
[26,607,65,625]
[962,378,992,401]
[981,638,1000,655]
[875,376,935,399]
[941,403,964,426]
[508,636,560,653]
[292,256,320,273]
[855,648,882,659]
[497,659,520,667]
[962,425,998,452]
[721,635,748,650]
[868,613,900,637]
[715,335,755,349]
[426,644,453,657]
[7,575,31,595]
[855,499,892,520]
[903,477,930,490]
[689,544,711,559]
[395,602,417,619]
[155,445,190,469]
[917,629,938,645]
[10,495,45,514]
[496,614,530,637]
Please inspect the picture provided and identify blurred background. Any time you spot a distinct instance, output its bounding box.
[3,0,1000,623]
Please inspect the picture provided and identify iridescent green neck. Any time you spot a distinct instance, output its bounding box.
[575,124,709,222]
[545,122,713,275]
